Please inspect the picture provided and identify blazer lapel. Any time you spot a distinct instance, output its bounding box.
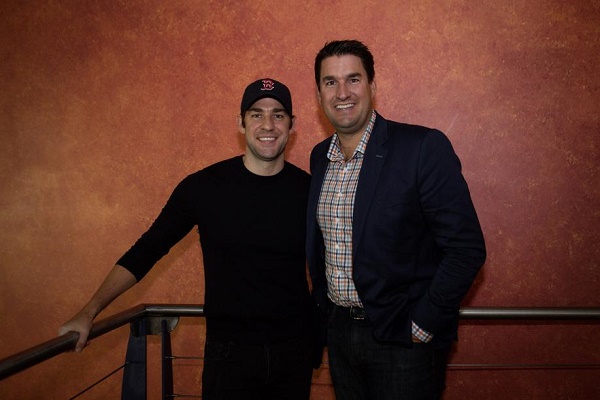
[352,114,388,260]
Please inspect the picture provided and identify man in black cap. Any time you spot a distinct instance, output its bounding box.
[59,78,316,399]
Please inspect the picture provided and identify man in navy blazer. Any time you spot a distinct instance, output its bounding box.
[307,40,486,399]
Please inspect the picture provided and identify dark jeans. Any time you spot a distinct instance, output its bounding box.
[327,305,450,400]
[202,335,313,400]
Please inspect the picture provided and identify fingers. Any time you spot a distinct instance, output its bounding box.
[75,336,88,352]
[58,320,91,352]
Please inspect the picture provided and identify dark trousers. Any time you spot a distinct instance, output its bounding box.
[201,335,313,400]
[327,305,450,400]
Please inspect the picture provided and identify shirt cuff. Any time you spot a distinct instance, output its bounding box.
[412,321,434,343]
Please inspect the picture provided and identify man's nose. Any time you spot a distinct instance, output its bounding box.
[262,116,275,130]
[336,83,350,99]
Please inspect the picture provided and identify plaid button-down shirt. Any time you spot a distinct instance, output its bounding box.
[316,110,433,343]
[317,111,376,307]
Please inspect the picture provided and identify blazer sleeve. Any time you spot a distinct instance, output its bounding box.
[411,130,486,334]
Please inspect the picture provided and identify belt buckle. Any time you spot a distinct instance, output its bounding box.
[349,306,366,320]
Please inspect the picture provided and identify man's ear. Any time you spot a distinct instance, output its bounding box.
[237,114,245,134]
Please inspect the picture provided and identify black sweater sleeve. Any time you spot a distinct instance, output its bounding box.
[117,175,198,281]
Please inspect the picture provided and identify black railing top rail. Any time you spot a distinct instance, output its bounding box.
[1,305,598,381]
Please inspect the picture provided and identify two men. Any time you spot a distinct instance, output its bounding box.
[307,40,486,399]
[62,39,486,399]
[60,78,315,400]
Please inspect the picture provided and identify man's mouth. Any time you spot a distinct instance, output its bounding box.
[336,103,354,110]
[258,137,276,142]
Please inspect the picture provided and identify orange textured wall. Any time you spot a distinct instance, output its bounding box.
[1,1,599,399]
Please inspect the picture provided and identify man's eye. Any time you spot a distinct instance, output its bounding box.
[273,114,284,120]
[324,80,335,87]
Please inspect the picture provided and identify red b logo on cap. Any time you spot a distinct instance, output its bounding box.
[261,79,275,91]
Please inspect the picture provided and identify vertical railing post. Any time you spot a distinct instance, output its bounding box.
[121,318,147,400]
[161,319,174,399]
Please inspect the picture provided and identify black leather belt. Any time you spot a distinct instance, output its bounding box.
[335,305,367,320]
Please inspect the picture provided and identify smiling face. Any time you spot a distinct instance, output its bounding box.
[317,54,376,138]
[238,97,294,174]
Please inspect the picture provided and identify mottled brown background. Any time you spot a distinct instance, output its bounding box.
[1,0,599,399]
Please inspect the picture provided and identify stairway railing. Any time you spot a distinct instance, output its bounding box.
[1,305,599,398]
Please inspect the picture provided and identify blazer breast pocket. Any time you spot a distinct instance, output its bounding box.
[373,185,416,210]
[369,186,423,231]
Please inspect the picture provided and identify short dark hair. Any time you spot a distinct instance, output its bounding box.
[314,40,375,89]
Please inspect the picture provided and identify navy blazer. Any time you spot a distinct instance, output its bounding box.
[306,112,486,348]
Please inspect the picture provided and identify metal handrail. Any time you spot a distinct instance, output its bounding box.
[458,307,600,320]
[0,304,204,381]
[0,305,597,381]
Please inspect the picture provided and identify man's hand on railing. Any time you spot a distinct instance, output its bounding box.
[57,265,138,353]
[58,310,95,352]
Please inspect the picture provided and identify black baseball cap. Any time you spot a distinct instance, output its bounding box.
[240,78,293,117]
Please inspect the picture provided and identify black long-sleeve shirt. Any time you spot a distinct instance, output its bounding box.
[118,156,312,344]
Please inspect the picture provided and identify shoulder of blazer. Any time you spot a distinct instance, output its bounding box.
[312,135,331,154]
[309,135,333,169]
[374,112,434,137]
[372,112,443,149]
